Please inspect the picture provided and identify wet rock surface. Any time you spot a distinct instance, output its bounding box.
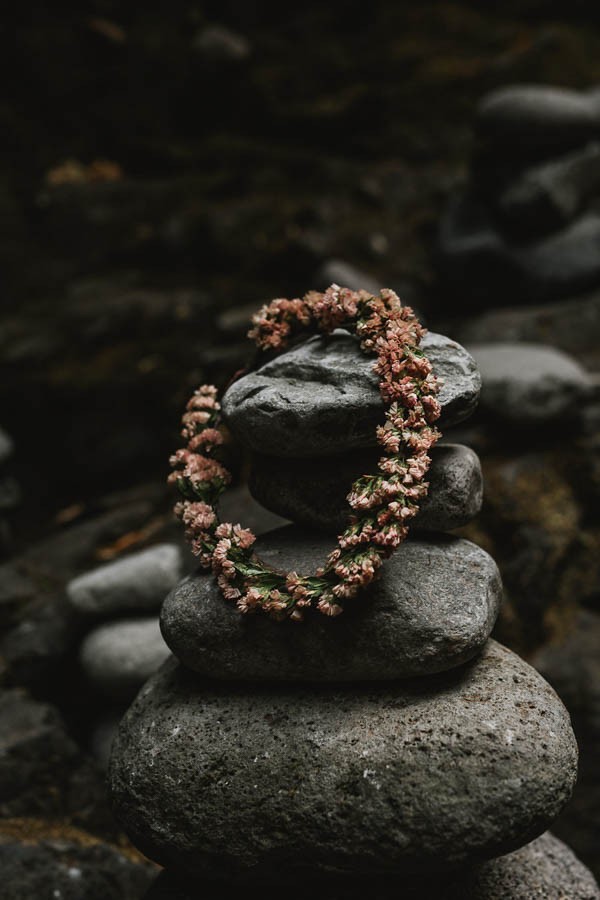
[223,331,481,457]
[161,526,501,681]
[109,642,577,884]
[248,442,483,533]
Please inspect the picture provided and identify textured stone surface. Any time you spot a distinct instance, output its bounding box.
[109,642,577,884]
[439,195,600,304]
[477,85,600,152]
[144,833,600,899]
[248,443,483,533]
[161,526,501,681]
[466,343,590,425]
[496,142,600,237]
[0,819,155,900]
[222,331,480,457]
[67,544,183,618]
[80,617,171,700]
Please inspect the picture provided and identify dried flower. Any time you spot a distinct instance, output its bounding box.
[169,283,440,620]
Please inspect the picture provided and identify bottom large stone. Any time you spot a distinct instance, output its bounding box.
[142,833,599,899]
[108,642,577,885]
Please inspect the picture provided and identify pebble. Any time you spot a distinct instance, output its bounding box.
[109,642,577,884]
[477,85,599,153]
[79,617,171,700]
[248,442,483,533]
[67,544,183,618]
[222,331,480,457]
[466,342,591,425]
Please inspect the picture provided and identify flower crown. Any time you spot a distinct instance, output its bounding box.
[169,284,441,621]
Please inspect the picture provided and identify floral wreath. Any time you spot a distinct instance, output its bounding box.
[169,284,441,621]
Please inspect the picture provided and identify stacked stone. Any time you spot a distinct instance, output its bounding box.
[108,330,599,898]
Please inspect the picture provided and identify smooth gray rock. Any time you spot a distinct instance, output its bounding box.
[109,641,577,884]
[496,142,600,236]
[314,259,382,295]
[452,288,600,365]
[466,342,591,425]
[79,617,171,700]
[161,526,501,681]
[477,85,600,153]
[248,443,483,533]
[143,833,600,899]
[439,195,600,304]
[222,331,480,457]
[67,544,183,618]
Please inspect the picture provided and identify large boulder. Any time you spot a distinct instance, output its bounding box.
[109,642,577,884]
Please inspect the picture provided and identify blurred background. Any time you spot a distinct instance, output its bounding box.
[1,1,600,894]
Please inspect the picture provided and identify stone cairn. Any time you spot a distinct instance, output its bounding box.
[108,327,599,898]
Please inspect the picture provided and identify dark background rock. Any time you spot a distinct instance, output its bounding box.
[0,819,156,900]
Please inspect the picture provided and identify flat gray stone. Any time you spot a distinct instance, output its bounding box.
[79,617,171,700]
[248,443,483,533]
[161,526,501,681]
[143,833,600,899]
[496,142,600,236]
[466,343,591,425]
[477,85,600,152]
[109,641,577,884]
[67,544,183,618]
[222,331,480,457]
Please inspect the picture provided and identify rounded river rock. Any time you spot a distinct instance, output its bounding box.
[222,331,480,457]
[248,443,483,534]
[109,641,577,884]
[160,526,501,681]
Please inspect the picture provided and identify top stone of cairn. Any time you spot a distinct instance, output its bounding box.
[222,330,480,457]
